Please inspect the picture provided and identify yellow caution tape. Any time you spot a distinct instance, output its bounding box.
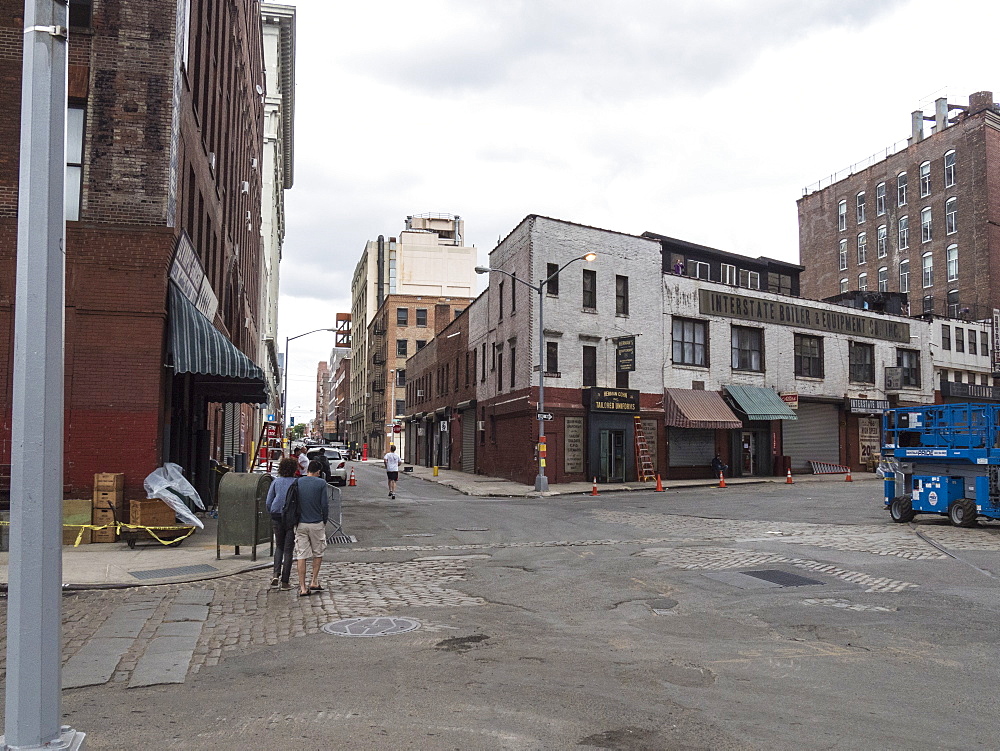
[0,520,197,547]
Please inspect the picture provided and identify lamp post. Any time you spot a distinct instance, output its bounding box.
[476,252,596,492]
[282,328,335,439]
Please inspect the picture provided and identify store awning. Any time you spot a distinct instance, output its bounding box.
[168,283,267,403]
[724,384,797,421]
[664,389,742,429]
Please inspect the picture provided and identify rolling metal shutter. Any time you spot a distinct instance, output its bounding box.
[783,402,840,472]
[668,428,715,466]
[461,410,476,473]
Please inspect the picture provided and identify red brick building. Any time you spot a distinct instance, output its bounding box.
[0,0,270,499]
[798,91,1000,321]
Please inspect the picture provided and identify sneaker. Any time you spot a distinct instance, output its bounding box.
[388,492,392,498]
[390,493,396,499]
[279,582,291,590]
[270,577,279,587]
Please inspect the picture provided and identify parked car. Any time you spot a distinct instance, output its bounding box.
[305,446,348,486]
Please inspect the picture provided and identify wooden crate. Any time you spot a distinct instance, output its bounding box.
[93,473,124,492]
[93,490,125,515]
[129,499,176,529]
[63,498,93,545]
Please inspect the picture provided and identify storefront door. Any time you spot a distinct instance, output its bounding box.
[740,431,757,475]
[600,429,626,482]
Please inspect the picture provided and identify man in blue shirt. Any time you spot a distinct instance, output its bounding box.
[294,460,329,596]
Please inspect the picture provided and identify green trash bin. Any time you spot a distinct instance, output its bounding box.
[216,472,273,561]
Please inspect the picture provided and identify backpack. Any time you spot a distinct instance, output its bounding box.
[282,479,301,527]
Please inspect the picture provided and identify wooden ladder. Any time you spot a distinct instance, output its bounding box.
[634,416,655,482]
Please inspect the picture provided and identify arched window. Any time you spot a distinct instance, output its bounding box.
[921,207,932,243]
[878,266,888,292]
[856,192,866,223]
[839,240,848,271]
[840,277,849,293]
[899,260,910,293]
[898,215,909,249]
[876,182,886,216]
[946,244,958,281]
[944,150,956,187]
[858,272,868,291]
[946,197,957,235]
[857,232,867,264]
[897,172,908,206]
[922,252,934,288]
[877,225,887,258]
[837,200,847,231]
[919,161,931,197]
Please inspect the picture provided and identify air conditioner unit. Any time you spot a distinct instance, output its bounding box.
[241,180,250,194]
[477,420,485,431]
[209,152,216,171]
[416,390,424,397]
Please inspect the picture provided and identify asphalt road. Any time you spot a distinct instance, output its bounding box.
[53,465,1000,749]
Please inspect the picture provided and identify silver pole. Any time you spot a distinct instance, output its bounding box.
[4,0,83,748]
[535,284,547,492]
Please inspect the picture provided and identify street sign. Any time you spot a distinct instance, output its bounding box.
[537,412,554,421]
[393,425,402,433]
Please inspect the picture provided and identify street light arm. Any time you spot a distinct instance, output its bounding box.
[541,253,597,288]
[288,327,336,343]
[476,266,541,294]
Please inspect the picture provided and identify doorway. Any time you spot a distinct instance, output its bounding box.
[599,429,626,482]
[740,431,757,475]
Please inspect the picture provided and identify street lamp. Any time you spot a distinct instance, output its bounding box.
[282,328,335,434]
[476,252,597,492]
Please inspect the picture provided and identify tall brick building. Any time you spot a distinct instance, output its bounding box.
[0,1,283,498]
[798,91,1000,321]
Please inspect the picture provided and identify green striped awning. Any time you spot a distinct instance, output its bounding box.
[168,283,266,402]
[723,384,797,421]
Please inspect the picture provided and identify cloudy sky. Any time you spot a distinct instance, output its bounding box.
[277,0,995,424]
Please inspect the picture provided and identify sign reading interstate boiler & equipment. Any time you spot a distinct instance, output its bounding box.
[699,290,910,343]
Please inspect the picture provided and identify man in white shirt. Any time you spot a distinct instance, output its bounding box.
[383,444,401,499]
[294,447,309,477]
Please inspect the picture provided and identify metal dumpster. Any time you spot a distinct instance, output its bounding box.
[216,471,273,561]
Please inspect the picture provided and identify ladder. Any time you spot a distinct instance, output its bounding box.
[250,421,284,473]
[633,416,655,482]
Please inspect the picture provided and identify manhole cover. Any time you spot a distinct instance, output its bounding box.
[742,569,825,588]
[321,617,421,637]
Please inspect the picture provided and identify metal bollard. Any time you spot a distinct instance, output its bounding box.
[433,466,439,477]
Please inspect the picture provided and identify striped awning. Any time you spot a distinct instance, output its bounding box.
[724,384,797,421]
[168,283,266,402]
[664,389,743,429]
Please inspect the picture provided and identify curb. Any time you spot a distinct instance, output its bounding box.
[0,561,272,593]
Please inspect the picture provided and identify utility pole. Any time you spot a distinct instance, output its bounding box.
[3,0,85,748]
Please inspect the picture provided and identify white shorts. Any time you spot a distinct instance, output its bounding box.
[293,522,327,560]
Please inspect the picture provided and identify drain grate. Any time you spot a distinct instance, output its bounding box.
[742,569,825,588]
[326,534,357,545]
[322,617,421,637]
[128,564,217,580]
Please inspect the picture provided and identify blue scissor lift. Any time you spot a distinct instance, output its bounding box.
[882,403,1000,526]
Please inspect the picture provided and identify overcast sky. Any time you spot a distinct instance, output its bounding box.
[277,0,995,425]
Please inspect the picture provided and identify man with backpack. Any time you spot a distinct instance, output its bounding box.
[283,460,329,597]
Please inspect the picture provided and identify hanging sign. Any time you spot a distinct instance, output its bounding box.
[615,336,636,372]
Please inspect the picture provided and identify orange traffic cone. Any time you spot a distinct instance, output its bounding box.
[591,477,599,496]
[845,469,853,482]
[654,474,664,492]
[348,468,357,487]
[718,471,727,489]
[786,469,794,484]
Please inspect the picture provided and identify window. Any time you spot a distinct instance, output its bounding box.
[481,343,486,381]
[672,318,708,366]
[922,252,933,288]
[583,345,597,387]
[545,341,559,374]
[898,349,921,388]
[878,266,888,292]
[946,244,958,281]
[919,161,931,197]
[947,289,959,318]
[396,339,408,357]
[840,277,849,293]
[898,215,909,249]
[838,240,848,271]
[691,261,711,280]
[615,275,629,316]
[396,369,406,387]
[731,326,763,372]
[876,225,887,258]
[66,106,84,221]
[739,269,760,289]
[858,272,868,291]
[856,192,866,223]
[857,232,867,264]
[498,280,504,319]
[899,260,910,293]
[510,274,516,312]
[396,308,408,326]
[416,339,427,350]
[941,324,951,350]
[849,342,874,384]
[546,263,559,295]
[69,0,92,27]
[582,269,597,309]
[794,334,824,378]
[982,331,989,358]
[944,150,956,188]
[509,346,516,388]
[395,399,405,416]
[921,207,932,243]
[876,182,886,216]
[838,200,847,231]
[946,197,957,235]
[722,263,737,285]
[969,330,977,355]
[616,369,629,388]
[897,172,908,206]
[923,295,934,314]
[956,328,965,353]
[497,351,503,391]
[767,273,792,294]
[416,308,427,327]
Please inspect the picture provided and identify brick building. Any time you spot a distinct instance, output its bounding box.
[0,1,280,499]
[798,91,1000,321]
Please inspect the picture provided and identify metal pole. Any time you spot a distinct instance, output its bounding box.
[535,283,548,492]
[4,0,84,747]
[282,334,290,436]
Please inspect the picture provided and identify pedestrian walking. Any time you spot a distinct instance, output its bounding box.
[293,460,329,597]
[384,443,401,499]
[294,446,309,477]
[315,447,332,481]
[264,457,298,590]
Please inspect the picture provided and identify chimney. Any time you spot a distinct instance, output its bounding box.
[909,110,924,144]
[968,90,995,115]
[934,97,949,133]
